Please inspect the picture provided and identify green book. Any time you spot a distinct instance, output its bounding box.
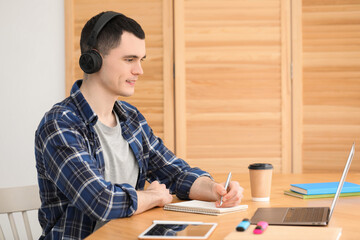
[284,190,360,199]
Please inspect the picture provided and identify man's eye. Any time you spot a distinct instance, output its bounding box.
[125,58,134,62]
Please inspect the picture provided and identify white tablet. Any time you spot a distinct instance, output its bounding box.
[138,221,217,239]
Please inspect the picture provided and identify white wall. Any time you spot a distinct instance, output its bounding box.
[0,0,65,238]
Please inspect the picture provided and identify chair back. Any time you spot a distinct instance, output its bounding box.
[0,185,41,240]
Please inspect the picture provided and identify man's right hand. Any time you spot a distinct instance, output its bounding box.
[135,181,173,215]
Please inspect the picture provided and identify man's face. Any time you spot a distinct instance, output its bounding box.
[97,31,146,98]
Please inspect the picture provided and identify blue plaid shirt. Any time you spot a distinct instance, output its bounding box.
[35,80,210,239]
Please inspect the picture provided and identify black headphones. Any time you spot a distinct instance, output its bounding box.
[79,11,123,74]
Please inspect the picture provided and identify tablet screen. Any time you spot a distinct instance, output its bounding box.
[138,222,217,239]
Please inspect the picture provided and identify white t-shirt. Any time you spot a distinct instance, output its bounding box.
[93,113,139,230]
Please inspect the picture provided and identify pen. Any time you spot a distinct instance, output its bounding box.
[220,172,232,206]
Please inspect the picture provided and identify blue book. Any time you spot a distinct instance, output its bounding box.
[290,182,360,195]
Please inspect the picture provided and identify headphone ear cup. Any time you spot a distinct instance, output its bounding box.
[79,50,102,74]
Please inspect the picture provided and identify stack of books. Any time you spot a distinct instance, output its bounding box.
[284,181,360,199]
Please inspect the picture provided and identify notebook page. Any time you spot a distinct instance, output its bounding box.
[164,200,248,215]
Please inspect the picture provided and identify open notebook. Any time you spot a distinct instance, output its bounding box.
[164,200,248,215]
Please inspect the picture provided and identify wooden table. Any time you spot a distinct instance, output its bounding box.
[87,173,360,240]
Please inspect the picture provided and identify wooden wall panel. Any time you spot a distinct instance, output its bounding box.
[65,0,360,175]
[176,0,291,174]
[301,0,360,172]
[65,0,174,148]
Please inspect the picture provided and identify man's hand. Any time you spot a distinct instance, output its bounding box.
[135,181,173,215]
[146,181,173,206]
[189,176,244,208]
[214,181,243,208]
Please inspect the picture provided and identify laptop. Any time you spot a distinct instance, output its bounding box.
[250,142,355,226]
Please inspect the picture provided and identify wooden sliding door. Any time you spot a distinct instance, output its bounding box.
[293,0,360,172]
[175,0,292,173]
[65,0,360,174]
[65,0,174,149]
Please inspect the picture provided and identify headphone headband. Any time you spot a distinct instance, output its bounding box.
[87,11,122,48]
[79,11,123,74]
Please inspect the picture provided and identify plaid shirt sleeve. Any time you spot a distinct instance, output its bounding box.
[124,103,211,200]
[147,131,211,200]
[37,117,138,221]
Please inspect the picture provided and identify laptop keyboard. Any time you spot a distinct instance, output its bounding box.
[284,208,325,223]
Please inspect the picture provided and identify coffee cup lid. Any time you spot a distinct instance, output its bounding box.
[248,163,273,170]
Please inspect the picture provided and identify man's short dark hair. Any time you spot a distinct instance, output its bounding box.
[80,11,145,56]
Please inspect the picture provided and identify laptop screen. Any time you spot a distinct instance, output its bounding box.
[328,142,355,221]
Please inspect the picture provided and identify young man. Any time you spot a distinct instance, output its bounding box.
[35,11,243,239]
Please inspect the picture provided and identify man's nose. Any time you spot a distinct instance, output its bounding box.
[132,61,144,75]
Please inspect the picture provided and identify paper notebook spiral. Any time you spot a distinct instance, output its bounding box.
[164,200,248,216]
